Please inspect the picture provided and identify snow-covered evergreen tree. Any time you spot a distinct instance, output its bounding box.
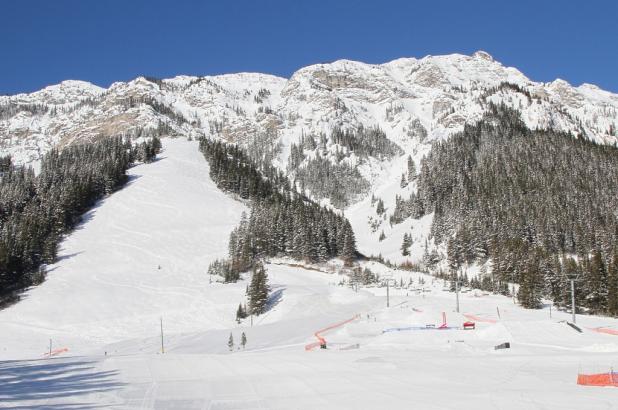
[401,233,411,256]
[236,303,247,323]
[248,262,270,315]
[227,333,234,351]
[241,332,247,349]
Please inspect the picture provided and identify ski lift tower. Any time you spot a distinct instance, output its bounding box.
[563,271,581,324]
[349,271,360,293]
[384,273,395,308]
[569,278,580,324]
[455,268,460,313]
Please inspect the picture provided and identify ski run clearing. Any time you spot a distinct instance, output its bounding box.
[1,139,617,409]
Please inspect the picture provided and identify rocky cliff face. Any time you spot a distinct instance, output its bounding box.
[3,51,617,167]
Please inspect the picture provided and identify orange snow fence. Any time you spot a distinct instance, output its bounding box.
[577,372,618,387]
[43,347,69,357]
[463,314,497,324]
[588,327,618,336]
[305,314,360,351]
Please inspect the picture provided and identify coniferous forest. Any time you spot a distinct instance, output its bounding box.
[287,126,402,208]
[0,136,160,303]
[200,138,357,280]
[412,104,618,314]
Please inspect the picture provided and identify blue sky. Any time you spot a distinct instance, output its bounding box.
[1,0,616,94]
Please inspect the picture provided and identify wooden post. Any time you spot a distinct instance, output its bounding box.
[571,279,576,324]
[386,279,391,307]
[160,317,165,354]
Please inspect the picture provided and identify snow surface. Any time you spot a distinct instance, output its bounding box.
[2,139,618,409]
[0,139,247,357]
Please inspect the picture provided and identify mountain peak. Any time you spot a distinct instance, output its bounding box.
[2,52,618,170]
[472,50,494,62]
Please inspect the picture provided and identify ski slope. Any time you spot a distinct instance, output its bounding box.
[2,139,618,409]
[0,139,247,359]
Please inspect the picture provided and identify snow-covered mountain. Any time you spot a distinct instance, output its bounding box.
[3,51,617,166]
[6,51,618,162]
[3,51,618,263]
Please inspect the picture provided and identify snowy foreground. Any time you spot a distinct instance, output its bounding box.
[1,139,618,409]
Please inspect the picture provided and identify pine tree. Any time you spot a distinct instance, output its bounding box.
[376,198,385,215]
[401,233,411,256]
[152,136,162,153]
[400,173,408,188]
[341,224,356,265]
[447,237,463,273]
[586,250,608,313]
[227,333,234,351]
[236,303,246,323]
[607,250,618,316]
[517,250,543,309]
[241,332,247,349]
[248,262,270,315]
[407,155,416,181]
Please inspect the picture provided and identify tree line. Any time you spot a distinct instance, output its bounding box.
[200,138,358,280]
[412,103,618,314]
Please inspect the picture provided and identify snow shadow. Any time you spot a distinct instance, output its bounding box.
[149,155,167,163]
[123,173,143,185]
[0,357,123,407]
[56,251,84,262]
[266,286,284,311]
[8,404,102,409]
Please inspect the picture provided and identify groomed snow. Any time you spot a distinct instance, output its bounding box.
[1,139,618,409]
[0,139,247,358]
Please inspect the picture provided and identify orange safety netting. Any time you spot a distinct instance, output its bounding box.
[588,327,618,336]
[463,314,497,324]
[577,372,618,387]
[305,314,360,351]
[43,347,69,357]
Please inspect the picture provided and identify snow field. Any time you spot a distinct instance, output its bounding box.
[0,139,247,359]
[1,139,618,409]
